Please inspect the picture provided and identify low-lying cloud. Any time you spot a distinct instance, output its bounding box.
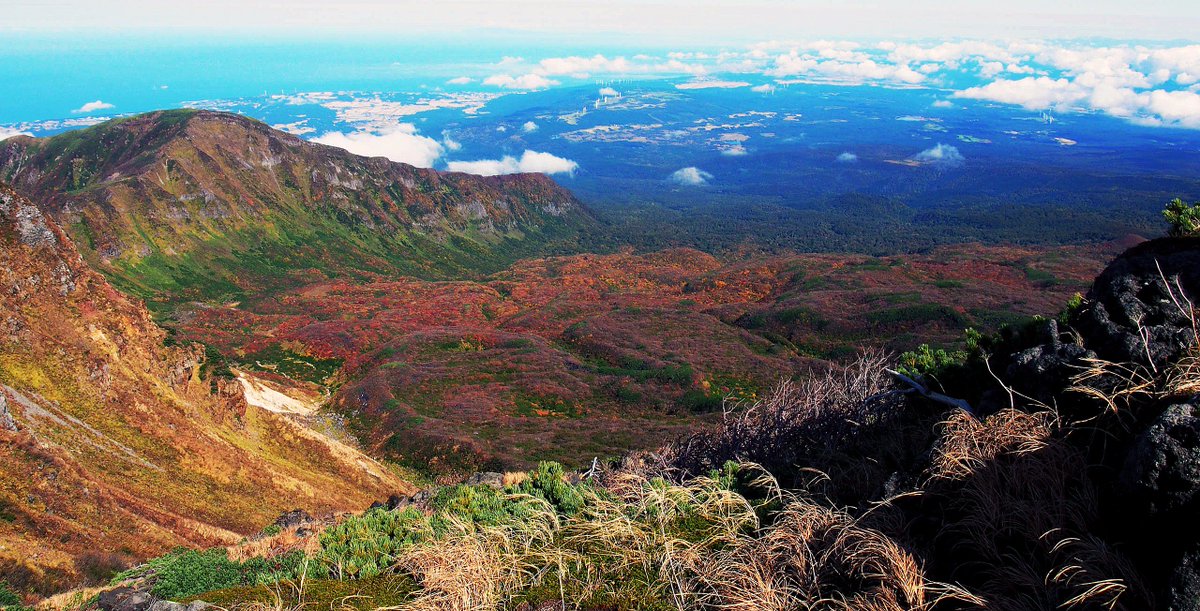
[483,74,558,90]
[446,150,578,176]
[676,79,750,90]
[836,152,859,163]
[0,127,32,141]
[912,143,965,166]
[311,123,443,167]
[668,167,713,186]
[73,100,114,114]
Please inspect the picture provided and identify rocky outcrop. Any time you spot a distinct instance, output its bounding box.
[1075,237,1200,370]
[1121,401,1200,519]
[980,237,1200,608]
[0,393,16,432]
[1169,544,1200,611]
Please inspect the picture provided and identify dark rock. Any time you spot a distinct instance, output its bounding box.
[97,586,153,611]
[386,494,404,510]
[271,509,312,530]
[1005,320,1096,405]
[409,489,432,507]
[1075,237,1200,370]
[1121,402,1200,519]
[464,472,504,488]
[1168,543,1200,611]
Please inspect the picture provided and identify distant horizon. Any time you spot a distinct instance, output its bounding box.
[4,0,1200,42]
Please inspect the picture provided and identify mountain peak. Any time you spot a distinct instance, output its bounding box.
[0,111,592,305]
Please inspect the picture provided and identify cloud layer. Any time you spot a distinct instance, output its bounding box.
[446,150,578,176]
[476,40,1200,130]
[311,123,443,167]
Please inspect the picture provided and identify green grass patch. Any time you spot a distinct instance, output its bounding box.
[181,575,416,611]
[242,344,343,385]
[866,303,967,327]
[933,279,965,289]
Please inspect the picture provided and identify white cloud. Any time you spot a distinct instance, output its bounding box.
[912,144,965,166]
[955,76,1087,109]
[483,73,558,89]
[765,53,924,84]
[1142,89,1200,128]
[720,144,748,156]
[537,54,632,76]
[272,120,315,135]
[311,123,443,167]
[668,167,713,186]
[447,76,473,85]
[73,100,114,113]
[598,87,620,97]
[441,132,462,152]
[751,84,776,93]
[522,121,539,133]
[931,100,955,108]
[979,61,1005,78]
[676,79,750,90]
[446,150,578,176]
[0,127,32,141]
[836,152,858,163]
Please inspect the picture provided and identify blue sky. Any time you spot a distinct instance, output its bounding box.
[3,0,1200,41]
[3,1,1200,149]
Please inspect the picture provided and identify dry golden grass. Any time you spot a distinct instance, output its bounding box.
[929,408,1054,481]
[372,463,983,611]
[226,524,326,563]
[501,472,529,487]
[923,408,1151,610]
[33,586,110,611]
[692,501,932,611]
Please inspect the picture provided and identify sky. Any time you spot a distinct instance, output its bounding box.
[3,0,1200,164]
[3,0,1200,41]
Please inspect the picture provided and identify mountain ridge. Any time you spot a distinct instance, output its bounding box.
[0,110,594,309]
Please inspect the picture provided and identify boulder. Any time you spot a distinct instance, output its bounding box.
[271,509,312,530]
[97,587,153,611]
[1168,543,1200,611]
[1075,237,1200,370]
[464,472,505,488]
[1121,402,1200,519]
[0,393,16,432]
[1004,319,1096,405]
[386,494,405,510]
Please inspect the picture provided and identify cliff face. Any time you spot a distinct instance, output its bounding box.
[0,182,411,594]
[0,110,591,305]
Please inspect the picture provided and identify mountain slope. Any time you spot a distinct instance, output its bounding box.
[0,182,411,594]
[0,110,593,310]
